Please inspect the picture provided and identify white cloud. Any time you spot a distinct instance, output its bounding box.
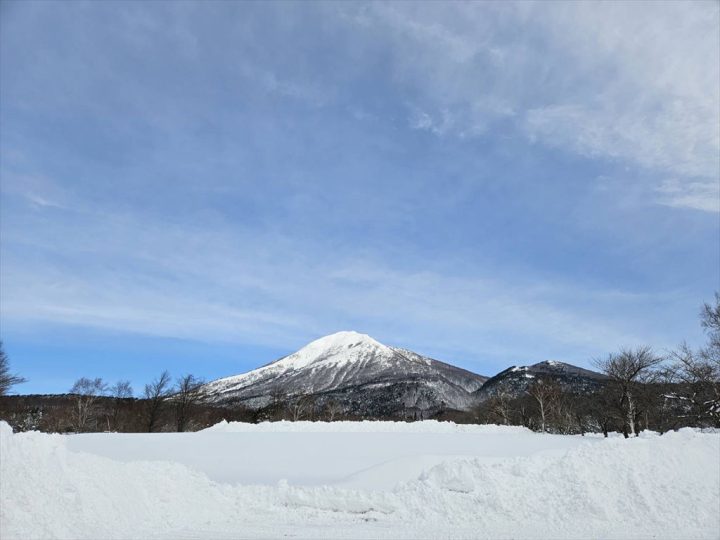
[0,196,676,366]
[0,171,72,211]
[24,192,66,210]
[655,178,720,213]
[1,2,714,373]
[347,1,720,212]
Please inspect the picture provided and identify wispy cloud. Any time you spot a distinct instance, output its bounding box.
[0,188,682,369]
[655,178,720,214]
[350,1,719,212]
[0,1,716,384]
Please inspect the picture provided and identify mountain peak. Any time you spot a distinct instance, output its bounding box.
[301,331,383,353]
[286,331,391,371]
[532,360,564,368]
[200,331,487,414]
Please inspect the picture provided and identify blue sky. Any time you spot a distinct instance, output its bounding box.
[1,1,718,395]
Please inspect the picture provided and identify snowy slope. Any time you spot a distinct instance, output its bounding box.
[200,331,487,414]
[2,421,718,540]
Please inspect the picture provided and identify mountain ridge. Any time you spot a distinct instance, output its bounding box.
[199,331,607,418]
[474,359,608,402]
[200,331,489,416]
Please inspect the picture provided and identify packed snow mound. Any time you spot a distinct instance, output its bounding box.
[1,422,718,539]
[202,419,533,434]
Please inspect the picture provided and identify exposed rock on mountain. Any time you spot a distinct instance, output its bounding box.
[200,331,488,418]
[475,360,607,402]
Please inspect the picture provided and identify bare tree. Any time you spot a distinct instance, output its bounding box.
[593,346,663,437]
[0,342,26,396]
[174,374,205,432]
[69,377,108,432]
[514,396,533,429]
[697,293,720,421]
[663,294,720,426]
[526,379,561,433]
[566,392,592,436]
[143,371,171,432]
[701,292,720,349]
[107,380,133,431]
[303,394,317,420]
[110,380,133,399]
[488,392,514,425]
[324,399,342,422]
[287,395,315,421]
[269,386,287,421]
[555,394,580,434]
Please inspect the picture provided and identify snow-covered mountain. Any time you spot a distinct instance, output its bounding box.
[200,331,488,417]
[474,360,607,402]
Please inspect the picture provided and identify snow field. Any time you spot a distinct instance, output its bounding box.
[1,421,718,539]
[62,421,590,488]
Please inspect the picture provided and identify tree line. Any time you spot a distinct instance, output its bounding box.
[0,364,256,433]
[0,293,718,435]
[66,371,205,432]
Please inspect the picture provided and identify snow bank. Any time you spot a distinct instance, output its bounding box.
[202,419,534,433]
[1,421,718,539]
[64,421,578,488]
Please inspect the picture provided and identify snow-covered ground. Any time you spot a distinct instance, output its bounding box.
[1,421,718,540]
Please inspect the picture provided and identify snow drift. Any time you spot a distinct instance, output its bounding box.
[1,421,718,539]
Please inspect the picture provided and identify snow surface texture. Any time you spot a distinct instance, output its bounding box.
[2,421,719,540]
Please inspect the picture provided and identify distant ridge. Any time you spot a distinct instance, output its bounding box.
[474,360,607,402]
[199,332,608,418]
